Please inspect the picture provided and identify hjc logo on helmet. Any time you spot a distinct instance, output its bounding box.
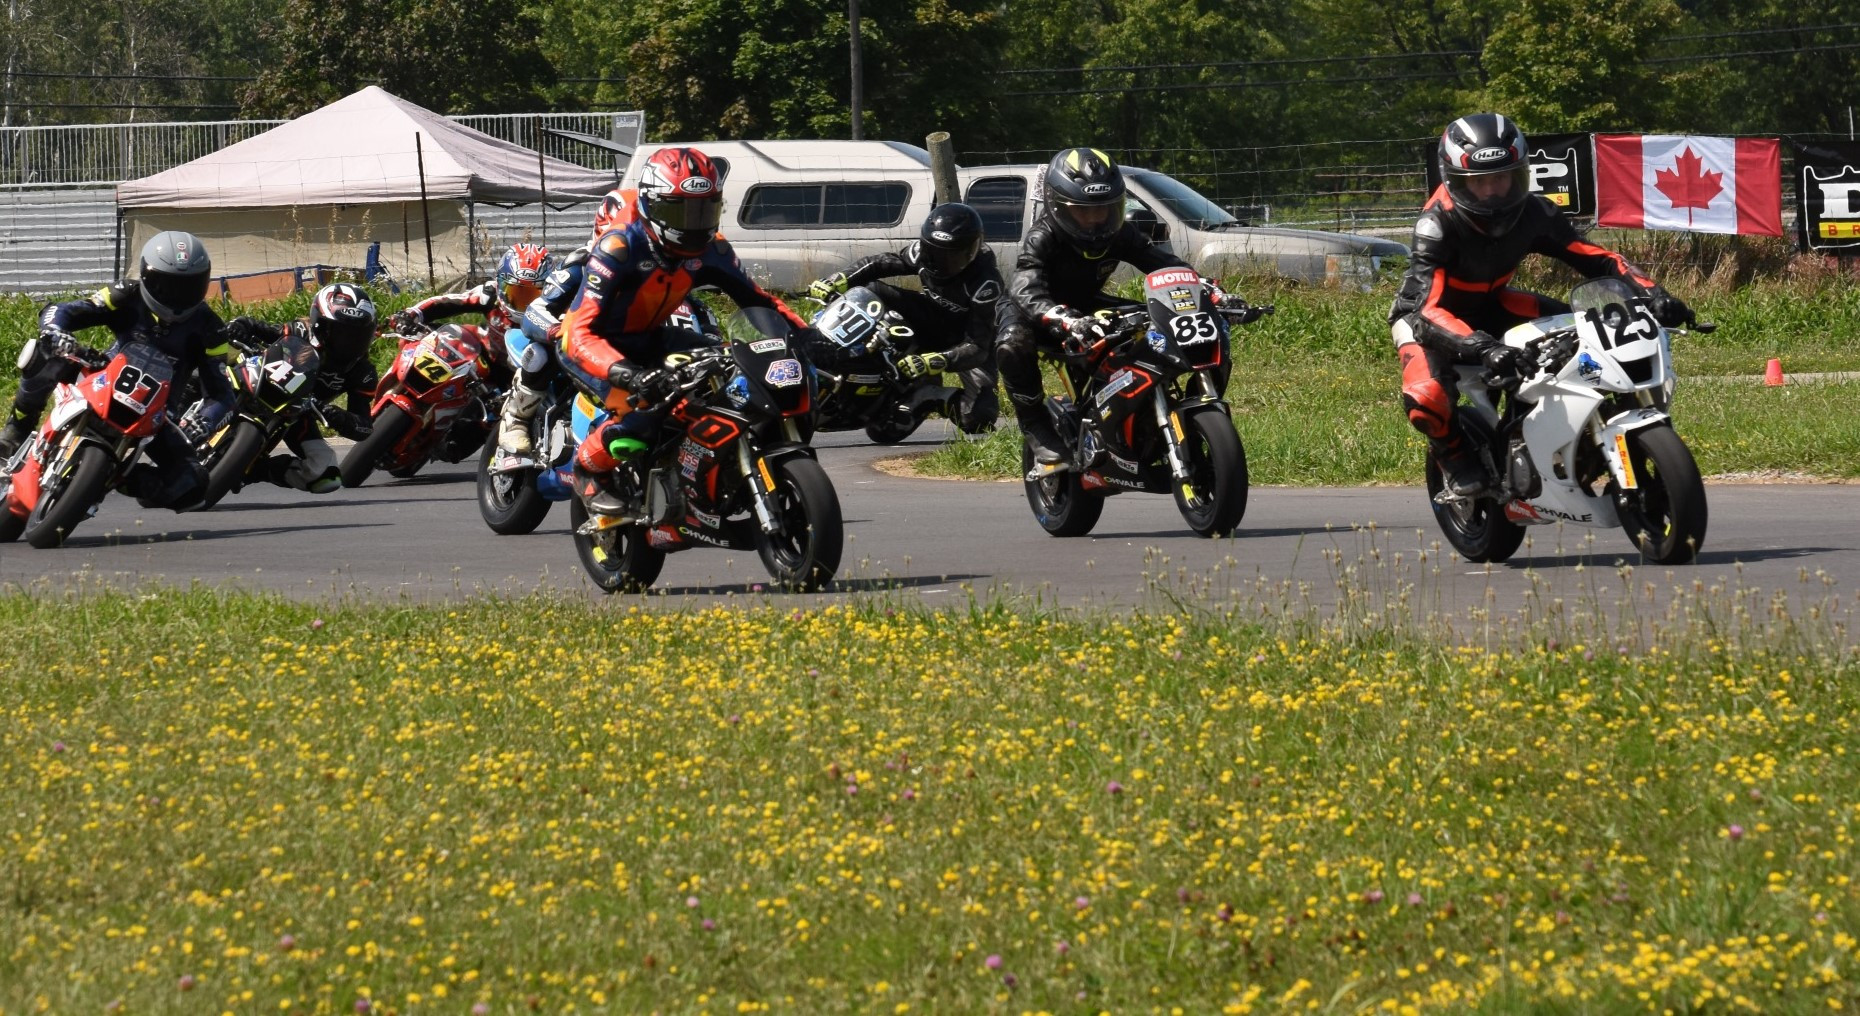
[930,230,954,242]
[1471,146,1513,164]
[1082,183,1115,196]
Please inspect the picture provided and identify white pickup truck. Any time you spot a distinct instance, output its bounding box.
[620,140,1407,291]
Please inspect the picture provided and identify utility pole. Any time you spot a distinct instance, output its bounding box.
[848,0,864,140]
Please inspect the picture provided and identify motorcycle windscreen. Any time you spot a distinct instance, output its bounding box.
[99,345,179,429]
[1142,267,1226,370]
[811,286,884,352]
[256,337,319,405]
[726,309,813,418]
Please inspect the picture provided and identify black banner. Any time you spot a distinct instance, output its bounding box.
[1423,132,1595,216]
[1794,140,1860,255]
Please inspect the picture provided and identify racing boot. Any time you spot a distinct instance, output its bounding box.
[496,377,543,460]
[572,463,642,520]
[1434,440,1489,498]
[1014,406,1067,468]
[0,406,40,458]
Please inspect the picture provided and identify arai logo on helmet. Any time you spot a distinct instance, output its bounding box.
[678,177,715,195]
[1082,183,1115,196]
[1470,146,1512,164]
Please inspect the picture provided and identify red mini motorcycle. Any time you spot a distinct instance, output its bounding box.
[338,323,500,488]
[0,336,178,548]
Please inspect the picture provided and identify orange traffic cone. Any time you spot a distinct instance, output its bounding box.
[1764,358,1785,386]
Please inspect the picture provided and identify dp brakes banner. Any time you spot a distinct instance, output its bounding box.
[1794,140,1860,254]
[1423,133,1594,215]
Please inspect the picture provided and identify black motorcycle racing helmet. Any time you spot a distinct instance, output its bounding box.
[918,202,985,279]
[309,282,377,362]
[1043,147,1127,256]
[1439,113,1532,237]
[138,230,212,322]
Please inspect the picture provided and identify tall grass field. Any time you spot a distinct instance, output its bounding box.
[0,588,1855,1014]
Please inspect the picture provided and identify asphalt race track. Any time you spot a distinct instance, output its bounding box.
[2,425,1856,627]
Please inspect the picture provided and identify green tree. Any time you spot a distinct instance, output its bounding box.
[1476,0,1684,131]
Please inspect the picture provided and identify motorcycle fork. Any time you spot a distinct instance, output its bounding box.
[739,442,783,535]
[1156,387,1193,486]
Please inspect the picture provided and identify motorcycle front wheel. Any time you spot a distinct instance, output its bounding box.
[1616,424,1708,564]
[476,434,552,535]
[1425,450,1525,563]
[752,455,843,592]
[23,443,113,549]
[1172,410,1249,537]
[1021,441,1103,537]
[569,498,665,593]
[339,404,417,489]
[197,419,267,510]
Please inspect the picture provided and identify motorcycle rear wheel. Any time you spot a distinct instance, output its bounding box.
[569,498,665,593]
[197,419,267,510]
[339,404,417,489]
[476,434,553,535]
[863,409,920,445]
[1021,441,1103,537]
[1172,411,1249,537]
[1616,424,1707,564]
[23,443,113,549]
[1425,450,1525,564]
[753,455,843,592]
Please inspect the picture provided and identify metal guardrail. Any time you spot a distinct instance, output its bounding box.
[0,111,645,189]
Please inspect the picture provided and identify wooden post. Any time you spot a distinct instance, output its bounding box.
[415,132,436,288]
[848,0,864,141]
[926,131,958,206]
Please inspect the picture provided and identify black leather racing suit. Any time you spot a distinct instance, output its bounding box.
[832,240,1003,432]
[1389,186,1656,453]
[224,316,379,492]
[996,214,1189,415]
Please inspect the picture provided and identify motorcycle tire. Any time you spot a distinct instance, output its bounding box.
[1425,449,1525,564]
[196,419,267,510]
[338,404,417,489]
[1172,410,1249,537]
[752,455,843,592]
[1021,441,1103,537]
[476,434,552,535]
[863,410,920,446]
[23,443,113,549]
[1616,424,1708,564]
[569,497,665,594]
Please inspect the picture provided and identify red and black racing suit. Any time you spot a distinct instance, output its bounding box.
[559,190,810,476]
[397,281,517,381]
[1390,185,1656,455]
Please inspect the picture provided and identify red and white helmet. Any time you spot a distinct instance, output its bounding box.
[636,147,725,257]
[495,242,554,312]
[591,188,630,244]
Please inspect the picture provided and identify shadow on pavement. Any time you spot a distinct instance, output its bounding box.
[1501,546,1840,570]
[61,521,394,548]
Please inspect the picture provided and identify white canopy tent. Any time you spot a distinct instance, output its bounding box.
[114,87,621,291]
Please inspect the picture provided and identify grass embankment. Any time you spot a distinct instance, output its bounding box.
[918,268,1860,485]
[1,590,1856,1013]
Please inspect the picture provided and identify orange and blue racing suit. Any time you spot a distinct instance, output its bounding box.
[560,190,810,475]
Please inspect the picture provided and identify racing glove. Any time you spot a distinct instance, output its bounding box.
[1644,286,1695,328]
[1480,342,1524,378]
[609,362,674,406]
[807,273,850,302]
[177,413,214,447]
[896,351,948,379]
[387,310,423,334]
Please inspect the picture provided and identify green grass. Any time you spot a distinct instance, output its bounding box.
[919,274,1860,485]
[0,589,1855,1014]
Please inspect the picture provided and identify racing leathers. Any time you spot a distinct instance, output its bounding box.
[392,281,514,381]
[822,241,1003,433]
[1389,185,1667,490]
[7,282,235,508]
[222,316,378,493]
[560,196,810,510]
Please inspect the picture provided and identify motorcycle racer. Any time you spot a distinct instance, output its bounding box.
[559,146,813,517]
[1391,112,1695,497]
[1,230,233,509]
[387,242,554,367]
[805,201,1003,434]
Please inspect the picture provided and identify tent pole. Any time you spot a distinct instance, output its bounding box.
[416,132,435,288]
[537,147,548,243]
[468,201,477,283]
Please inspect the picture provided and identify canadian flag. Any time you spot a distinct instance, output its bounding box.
[1594,134,1782,236]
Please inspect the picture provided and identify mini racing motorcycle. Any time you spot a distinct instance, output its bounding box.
[189,329,323,509]
[565,307,842,594]
[1427,277,1710,564]
[1021,267,1270,539]
[340,322,498,488]
[0,336,178,548]
[807,285,962,444]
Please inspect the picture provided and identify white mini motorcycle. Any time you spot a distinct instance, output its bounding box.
[1429,277,1709,564]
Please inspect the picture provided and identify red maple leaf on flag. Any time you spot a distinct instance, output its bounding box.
[1653,146,1724,226]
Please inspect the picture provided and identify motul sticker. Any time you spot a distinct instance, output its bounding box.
[1146,268,1199,290]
